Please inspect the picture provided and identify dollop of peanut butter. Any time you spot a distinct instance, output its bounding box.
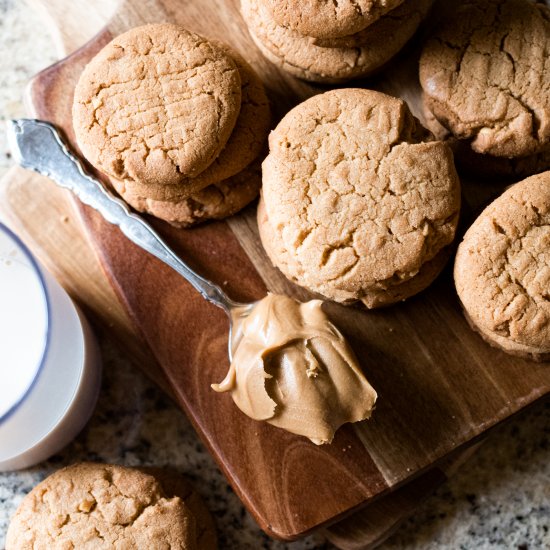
[211,294,377,444]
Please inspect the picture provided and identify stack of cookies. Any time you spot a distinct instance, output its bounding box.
[73,24,270,227]
[420,0,550,179]
[241,0,434,83]
[259,88,461,308]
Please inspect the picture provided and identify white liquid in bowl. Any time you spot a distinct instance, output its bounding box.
[0,225,102,471]
[0,233,48,420]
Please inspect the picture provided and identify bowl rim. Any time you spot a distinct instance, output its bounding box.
[0,222,51,425]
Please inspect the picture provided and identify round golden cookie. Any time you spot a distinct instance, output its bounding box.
[422,96,550,180]
[242,0,433,83]
[454,171,550,360]
[73,24,242,199]
[262,0,405,39]
[122,46,270,201]
[258,197,453,308]
[113,161,261,227]
[260,88,461,307]
[5,463,217,550]
[419,0,550,158]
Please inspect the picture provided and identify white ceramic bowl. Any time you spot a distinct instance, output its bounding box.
[0,223,102,471]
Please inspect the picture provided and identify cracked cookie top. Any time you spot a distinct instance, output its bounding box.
[118,44,270,201]
[261,0,405,39]
[419,0,550,158]
[261,88,460,303]
[455,171,550,353]
[73,24,242,197]
[6,463,215,549]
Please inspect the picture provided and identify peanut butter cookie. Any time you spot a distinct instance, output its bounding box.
[260,88,460,307]
[120,46,270,202]
[113,161,261,227]
[262,0,405,39]
[455,171,550,360]
[6,463,217,549]
[242,0,432,83]
[419,0,550,158]
[73,24,242,199]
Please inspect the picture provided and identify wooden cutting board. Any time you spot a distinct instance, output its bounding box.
[2,3,485,549]
[8,0,550,542]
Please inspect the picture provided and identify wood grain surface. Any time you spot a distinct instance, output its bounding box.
[8,0,550,543]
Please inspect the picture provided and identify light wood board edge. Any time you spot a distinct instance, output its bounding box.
[25,0,116,54]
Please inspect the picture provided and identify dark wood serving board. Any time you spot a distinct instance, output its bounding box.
[16,0,550,541]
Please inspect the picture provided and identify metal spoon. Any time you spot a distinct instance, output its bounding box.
[7,119,252,360]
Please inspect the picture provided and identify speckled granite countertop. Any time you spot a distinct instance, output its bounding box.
[0,1,549,548]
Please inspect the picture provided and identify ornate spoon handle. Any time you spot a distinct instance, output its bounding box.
[7,119,237,312]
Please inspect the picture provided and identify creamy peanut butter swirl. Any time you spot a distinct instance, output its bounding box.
[212,294,377,444]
